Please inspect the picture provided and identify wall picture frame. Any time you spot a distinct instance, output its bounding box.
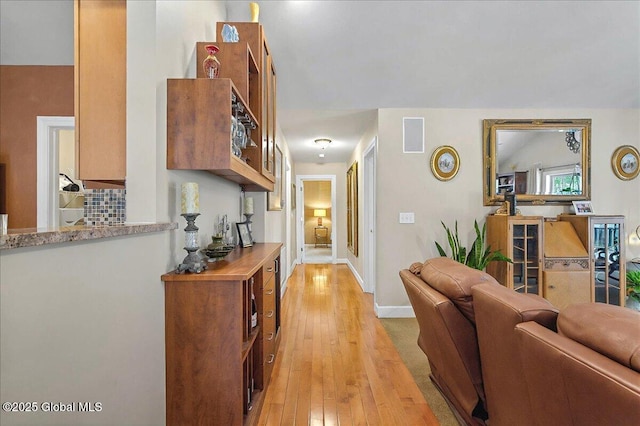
[236,222,253,247]
[430,145,460,181]
[347,161,358,256]
[611,145,640,181]
[268,145,283,210]
[572,200,594,215]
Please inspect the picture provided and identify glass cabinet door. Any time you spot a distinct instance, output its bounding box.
[592,221,623,305]
[512,222,541,295]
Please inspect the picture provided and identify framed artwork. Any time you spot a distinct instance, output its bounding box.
[572,200,594,215]
[430,145,460,181]
[236,222,253,247]
[347,161,358,256]
[268,145,283,210]
[611,145,639,180]
[291,183,296,210]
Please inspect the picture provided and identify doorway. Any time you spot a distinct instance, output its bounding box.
[37,116,77,228]
[296,175,336,264]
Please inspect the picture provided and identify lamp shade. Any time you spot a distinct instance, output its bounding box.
[314,209,327,226]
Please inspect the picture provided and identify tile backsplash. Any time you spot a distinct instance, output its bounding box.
[84,189,126,226]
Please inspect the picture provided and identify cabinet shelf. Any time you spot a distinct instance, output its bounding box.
[243,326,260,362]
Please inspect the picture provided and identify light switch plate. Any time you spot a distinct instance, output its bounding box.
[399,212,415,224]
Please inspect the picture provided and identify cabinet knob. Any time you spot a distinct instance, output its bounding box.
[267,354,275,364]
[549,285,555,289]
[267,332,274,341]
[265,288,274,295]
[267,267,273,272]
[266,310,274,318]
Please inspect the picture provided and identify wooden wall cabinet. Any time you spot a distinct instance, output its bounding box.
[75,0,126,182]
[216,22,277,184]
[162,243,282,426]
[486,215,543,295]
[167,78,273,191]
[558,215,626,306]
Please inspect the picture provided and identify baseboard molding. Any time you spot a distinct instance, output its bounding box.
[340,258,365,292]
[375,304,415,318]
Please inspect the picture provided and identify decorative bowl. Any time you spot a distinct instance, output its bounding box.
[201,244,235,261]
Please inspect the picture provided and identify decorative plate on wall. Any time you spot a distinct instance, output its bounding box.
[430,145,460,181]
[611,145,640,180]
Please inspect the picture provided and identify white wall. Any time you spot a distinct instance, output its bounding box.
[376,108,640,314]
[0,233,171,425]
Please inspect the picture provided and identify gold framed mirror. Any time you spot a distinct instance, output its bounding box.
[347,161,358,256]
[483,119,591,205]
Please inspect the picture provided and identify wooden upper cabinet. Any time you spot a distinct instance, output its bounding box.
[216,22,276,184]
[75,0,126,182]
[166,78,274,192]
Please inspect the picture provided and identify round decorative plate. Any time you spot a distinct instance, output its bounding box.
[611,145,639,180]
[430,145,460,181]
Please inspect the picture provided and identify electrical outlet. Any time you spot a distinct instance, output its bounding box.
[399,212,415,224]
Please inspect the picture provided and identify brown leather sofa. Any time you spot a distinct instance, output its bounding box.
[401,258,640,426]
[399,257,500,425]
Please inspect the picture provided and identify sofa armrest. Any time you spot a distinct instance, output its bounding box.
[516,321,640,426]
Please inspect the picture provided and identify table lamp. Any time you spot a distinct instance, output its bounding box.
[314,209,326,227]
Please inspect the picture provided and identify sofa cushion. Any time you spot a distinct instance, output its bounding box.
[558,303,640,372]
[420,257,499,323]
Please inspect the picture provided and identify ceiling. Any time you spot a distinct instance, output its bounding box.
[225,1,640,164]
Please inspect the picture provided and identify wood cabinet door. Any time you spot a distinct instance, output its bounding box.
[544,270,590,310]
[75,0,126,181]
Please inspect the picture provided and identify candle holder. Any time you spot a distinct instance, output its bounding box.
[177,213,208,274]
[243,213,253,227]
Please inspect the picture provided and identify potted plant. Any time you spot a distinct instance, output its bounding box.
[435,220,511,271]
[625,270,640,311]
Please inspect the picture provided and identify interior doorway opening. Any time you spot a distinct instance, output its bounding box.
[37,116,78,228]
[296,175,336,264]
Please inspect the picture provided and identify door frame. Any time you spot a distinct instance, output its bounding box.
[296,174,337,264]
[37,116,75,228]
[363,138,377,295]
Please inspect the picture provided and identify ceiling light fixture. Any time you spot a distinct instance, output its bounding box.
[314,138,332,150]
[319,153,325,158]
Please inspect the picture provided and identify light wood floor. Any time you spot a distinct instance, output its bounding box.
[258,264,439,426]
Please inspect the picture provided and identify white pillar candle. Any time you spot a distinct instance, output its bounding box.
[244,196,254,215]
[181,182,199,214]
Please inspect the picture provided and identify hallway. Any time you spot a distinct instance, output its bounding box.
[258,264,438,425]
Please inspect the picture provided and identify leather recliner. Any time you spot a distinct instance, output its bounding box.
[472,283,559,426]
[399,257,500,425]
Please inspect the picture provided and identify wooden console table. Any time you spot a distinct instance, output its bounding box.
[162,243,282,425]
[314,226,329,247]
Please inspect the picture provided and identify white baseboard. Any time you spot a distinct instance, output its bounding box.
[375,304,415,318]
[340,258,365,292]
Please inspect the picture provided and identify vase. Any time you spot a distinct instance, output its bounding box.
[202,45,220,79]
[250,2,259,22]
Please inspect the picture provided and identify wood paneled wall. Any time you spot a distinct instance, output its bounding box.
[0,65,74,229]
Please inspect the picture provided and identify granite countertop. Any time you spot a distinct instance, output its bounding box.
[0,222,178,250]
